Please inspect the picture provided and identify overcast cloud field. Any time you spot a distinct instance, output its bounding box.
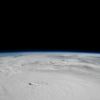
[0,52,100,100]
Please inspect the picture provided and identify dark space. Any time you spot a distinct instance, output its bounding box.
[0,35,99,53]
